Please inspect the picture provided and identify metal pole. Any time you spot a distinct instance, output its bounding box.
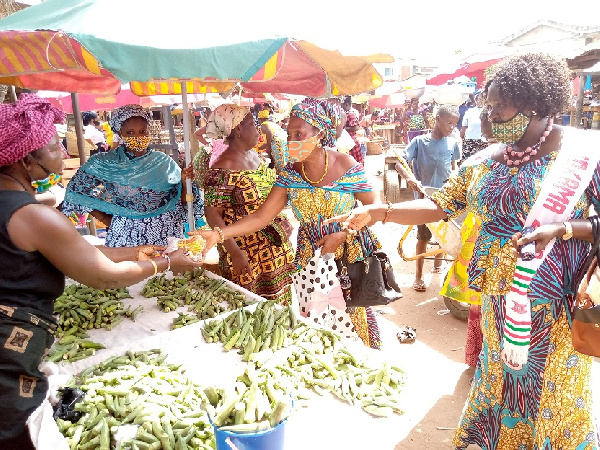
[574,73,585,129]
[181,83,195,231]
[162,105,179,160]
[71,93,88,164]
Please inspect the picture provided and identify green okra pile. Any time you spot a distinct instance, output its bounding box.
[54,284,141,337]
[57,349,215,450]
[202,300,315,361]
[45,333,105,364]
[141,268,255,321]
[51,285,143,362]
[246,337,406,418]
[202,373,292,432]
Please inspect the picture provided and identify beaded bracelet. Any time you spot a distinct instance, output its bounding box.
[214,226,225,244]
[162,253,171,272]
[382,202,393,224]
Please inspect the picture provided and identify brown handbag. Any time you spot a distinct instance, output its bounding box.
[572,215,600,357]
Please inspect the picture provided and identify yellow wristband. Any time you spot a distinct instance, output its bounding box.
[149,259,158,275]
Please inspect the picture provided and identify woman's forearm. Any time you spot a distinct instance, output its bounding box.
[221,187,287,240]
[91,258,169,290]
[222,210,277,240]
[372,199,447,225]
[90,209,112,227]
[563,219,594,243]
[96,246,137,263]
[205,208,243,256]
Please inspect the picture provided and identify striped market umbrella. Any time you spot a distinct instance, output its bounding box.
[0,0,383,229]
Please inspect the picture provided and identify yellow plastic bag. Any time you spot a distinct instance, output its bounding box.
[439,212,482,305]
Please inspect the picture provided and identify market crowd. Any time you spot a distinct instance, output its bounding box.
[1,51,599,449]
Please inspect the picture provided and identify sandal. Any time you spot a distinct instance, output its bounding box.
[413,280,426,292]
[431,266,443,274]
[397,326,417,343]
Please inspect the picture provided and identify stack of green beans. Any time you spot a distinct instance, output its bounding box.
[57,349,215,450]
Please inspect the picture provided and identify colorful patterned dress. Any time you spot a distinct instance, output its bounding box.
[274,164,382,349]
[344,108,363,165]
[203,162,296,302]
[431,152,600,449]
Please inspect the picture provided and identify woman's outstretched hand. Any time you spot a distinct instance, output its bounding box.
[324,204,376,231]
[168,248,204,274]
[136,245,165,261]
[187,229,220,259]
[511,224,564,255]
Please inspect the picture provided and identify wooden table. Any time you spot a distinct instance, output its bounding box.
[372,124,397,145]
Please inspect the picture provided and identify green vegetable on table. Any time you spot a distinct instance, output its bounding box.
[202,300,337,361]
[56,349,215,450]
[54,284,139,337]
[141,268,256,320]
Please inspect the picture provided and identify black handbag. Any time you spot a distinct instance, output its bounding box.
[336,233,403,307]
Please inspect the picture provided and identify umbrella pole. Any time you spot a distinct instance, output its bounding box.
[71,93,88,164]
[181,84,195,232]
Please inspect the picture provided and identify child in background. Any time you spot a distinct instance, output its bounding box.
[400,104,461,292]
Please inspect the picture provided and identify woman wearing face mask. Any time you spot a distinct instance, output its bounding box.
[62,104,204,247]
[193,105,296,303]
[0,95,203,449]
[323,53,600,449]
[193,99,382,349]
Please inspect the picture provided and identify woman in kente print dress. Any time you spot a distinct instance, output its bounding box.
[194,105,296,303]
[327,53,599,449]
[194,99,382,349]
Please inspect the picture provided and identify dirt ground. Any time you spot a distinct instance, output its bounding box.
[363,152,472,448]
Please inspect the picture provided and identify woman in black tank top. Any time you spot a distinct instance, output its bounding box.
[0,95,202,449]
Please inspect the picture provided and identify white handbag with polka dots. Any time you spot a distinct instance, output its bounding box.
[292,249,357,338]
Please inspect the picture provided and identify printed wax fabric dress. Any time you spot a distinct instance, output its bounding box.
[274,164,382,349]
[431,152,600,449]
[203,162,296,302]
[344,108,363,165]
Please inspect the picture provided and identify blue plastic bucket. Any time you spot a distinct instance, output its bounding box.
[214,419,287,450]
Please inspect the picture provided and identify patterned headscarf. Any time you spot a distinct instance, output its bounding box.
[0,94,65,167]
[290,98,338,147]
[109,104,152,134]
[205,105,250,139]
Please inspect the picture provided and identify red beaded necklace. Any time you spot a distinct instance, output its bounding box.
[503,117,553,166]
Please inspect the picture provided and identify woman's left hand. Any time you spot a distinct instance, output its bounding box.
[181,163,194,182]
[511,224,565,255]
[136,245,165,261]
[316,231,350,254]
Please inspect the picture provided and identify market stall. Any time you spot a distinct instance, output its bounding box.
[29,268,466,450]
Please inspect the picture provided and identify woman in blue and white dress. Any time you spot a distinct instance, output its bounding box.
[62,105,204,247]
